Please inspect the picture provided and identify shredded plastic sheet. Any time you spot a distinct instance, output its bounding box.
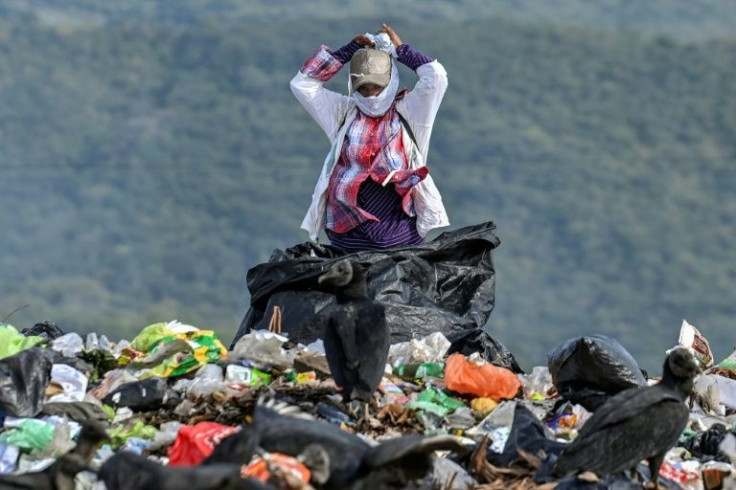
[0,325,43,360]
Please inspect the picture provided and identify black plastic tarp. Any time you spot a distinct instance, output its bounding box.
[233,222,500,347]
[0,347,54,417]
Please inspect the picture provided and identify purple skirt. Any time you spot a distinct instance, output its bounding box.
[326,179,424,253]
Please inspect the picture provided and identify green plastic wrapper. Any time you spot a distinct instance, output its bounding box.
[417,387,466,410]
[394,362,445,380]
[0,419,55,451]
[0,325,43,360]
[406,400,451,417]
[107,420,158,448]
[131,322,227,379]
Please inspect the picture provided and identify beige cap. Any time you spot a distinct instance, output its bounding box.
[350,48,391,93]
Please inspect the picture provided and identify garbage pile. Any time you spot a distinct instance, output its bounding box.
[0,317,734,489]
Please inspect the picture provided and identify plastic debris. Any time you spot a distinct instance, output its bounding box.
[167,422,240,466]
[547,334,646,411]
[394,362,445,380]
[444,353,521,401]
[0,419,55,452]
[0,347,54,417]
[0,444,19,475]
[241,452,311,484]
[47,364,89,403]
[679,319,714,369]
[0,325,43,360]
[50,332,85,358]
[388,332,451,366]
[230,329,293,367]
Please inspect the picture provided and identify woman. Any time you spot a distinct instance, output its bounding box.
[290,24,449,253]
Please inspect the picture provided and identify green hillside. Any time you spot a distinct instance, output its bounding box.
[0,11,734,372]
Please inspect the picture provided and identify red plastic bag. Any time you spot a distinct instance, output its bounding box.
[167,422,240,466]
[445,353,521,401]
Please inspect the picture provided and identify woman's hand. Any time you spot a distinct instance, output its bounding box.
[354,34,374,47]
[378,23,402,47]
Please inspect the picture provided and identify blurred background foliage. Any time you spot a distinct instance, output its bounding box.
[0,1,734,372]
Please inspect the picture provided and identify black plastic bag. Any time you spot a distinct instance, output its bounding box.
[682,423,732,463]
[0,347,54,417]
[486,404,567,470]
[547,335,646,412]
[102,377,175,411]
[446,329,523,374]
[21,321,65,341]
[233,222,500,347]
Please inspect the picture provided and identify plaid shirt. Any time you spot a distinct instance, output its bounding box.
[301,46,429,234]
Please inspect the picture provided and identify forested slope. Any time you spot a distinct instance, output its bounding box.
[1,10,734,370]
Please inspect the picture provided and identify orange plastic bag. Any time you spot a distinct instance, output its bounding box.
[445,353,521,401]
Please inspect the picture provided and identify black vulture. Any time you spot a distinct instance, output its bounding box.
[98,451,270,490]
[553,346,701,487]
[317,259,390,405]
[204,402,466,489]
[0,421,108,490]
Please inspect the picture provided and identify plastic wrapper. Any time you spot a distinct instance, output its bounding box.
[167,422,240,466]
[0,347,54,417]
[47,364,89,403]
[86,369,139,402]
[394,362,444,380]
[678,319,714,369]
[0,325,43,360]
[50,332,85,358]
[388,332,451,366]
[520,366,554,399]
[107,420,157,448]
[230,330,294,368]
[0,419,55,452]
[547,334,646,411]
[712,375,736,410]
[0,444,19,475]
[241,452,311,484]
[445,353,521,401]
[714,349,736,380]
[232,221,500,347]
[431,457,477,490]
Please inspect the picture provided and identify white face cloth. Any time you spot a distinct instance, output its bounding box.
[348,32,400,117]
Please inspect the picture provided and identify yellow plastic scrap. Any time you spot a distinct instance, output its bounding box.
[470,397,498,418]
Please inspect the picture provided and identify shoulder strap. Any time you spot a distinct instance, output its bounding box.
[396,111,418,147]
